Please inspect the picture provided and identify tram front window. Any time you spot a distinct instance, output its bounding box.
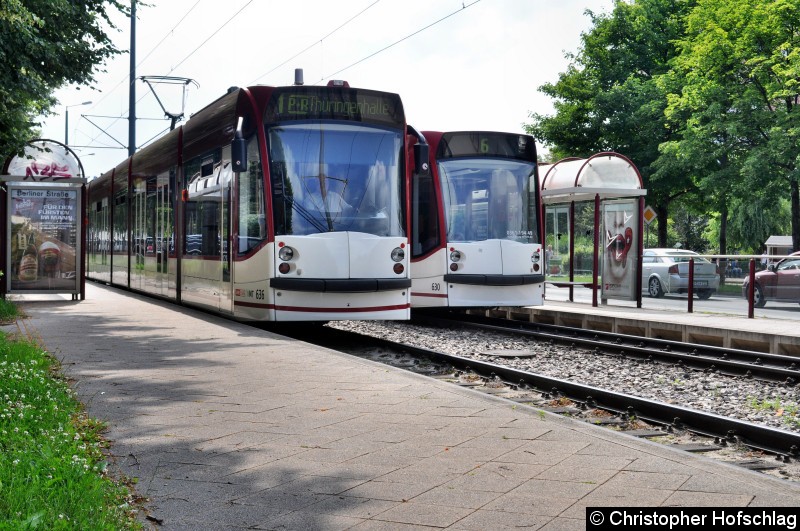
[269,123,404,237]
[438,158,537,243]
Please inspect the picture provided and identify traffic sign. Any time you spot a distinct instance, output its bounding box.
[643,205,657,225]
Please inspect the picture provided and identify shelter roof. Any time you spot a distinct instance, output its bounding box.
[539,152,645,203]
[765,235,792,247]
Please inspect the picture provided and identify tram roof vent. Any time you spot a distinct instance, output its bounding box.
[294,68,304,86]
[327,79,350,88]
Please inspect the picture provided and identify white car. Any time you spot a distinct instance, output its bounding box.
[642,248,720,299]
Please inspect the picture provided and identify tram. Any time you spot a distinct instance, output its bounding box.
[87,79,428,321]
[409,131,545,308]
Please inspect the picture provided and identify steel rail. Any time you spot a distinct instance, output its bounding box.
[344,329,800,459]
[414,313,800,384]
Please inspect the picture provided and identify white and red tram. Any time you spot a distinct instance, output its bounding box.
[409,131,545,308]
[87,81,427,321]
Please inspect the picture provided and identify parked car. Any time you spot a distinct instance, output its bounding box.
[742,251,800,308]
[642,248,720,299]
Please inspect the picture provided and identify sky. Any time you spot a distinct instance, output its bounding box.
[37,0,614,178]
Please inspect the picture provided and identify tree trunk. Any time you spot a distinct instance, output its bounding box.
[719,204,728,284]
[656,203,669,247]
[793,179,800,252]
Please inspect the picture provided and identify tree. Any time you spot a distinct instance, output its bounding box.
[0,0,128,159]
[526,0,697,247]
[666,0,800,250]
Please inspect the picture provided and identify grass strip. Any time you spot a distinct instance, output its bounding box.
[0,331,141,529]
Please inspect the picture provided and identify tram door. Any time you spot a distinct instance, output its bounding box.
[219,148,233,314]
[131,177,147,292]
[130,174,174,298]
[182,147,233,314]
[149,170,174,298]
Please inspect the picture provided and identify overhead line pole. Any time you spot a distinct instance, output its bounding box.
[128,0,136,157]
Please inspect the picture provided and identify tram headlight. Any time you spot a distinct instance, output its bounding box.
[450,250,462,262]
[532,251,541,263]
[278,246,294,261]
[391,247,405,262]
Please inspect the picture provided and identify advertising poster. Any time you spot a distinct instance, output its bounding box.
[601,199,639,300]
[8,186,79,293]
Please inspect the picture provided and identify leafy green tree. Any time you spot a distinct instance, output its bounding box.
[0,0,128,159]
[526,0,697,247]
[666,0,800,251]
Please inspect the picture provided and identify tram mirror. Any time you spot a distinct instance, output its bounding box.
[413,143,429,175]
[231,133,247,173]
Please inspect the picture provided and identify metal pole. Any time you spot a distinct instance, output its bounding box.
[688,258,694,313]
[128,0,136,156]
[569,201,575,302]
[748,258,755,318]
[592,194,600,308]
[637,196,644,309]
[65,107,69,145]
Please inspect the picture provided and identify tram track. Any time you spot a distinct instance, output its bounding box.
[276,321,800,481]
[414,311,800,384]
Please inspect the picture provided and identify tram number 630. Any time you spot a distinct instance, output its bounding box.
[431,283,441,292]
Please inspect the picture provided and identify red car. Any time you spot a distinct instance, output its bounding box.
[742,251,800,307]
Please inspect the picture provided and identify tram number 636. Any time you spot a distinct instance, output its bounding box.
[431,283,441,292]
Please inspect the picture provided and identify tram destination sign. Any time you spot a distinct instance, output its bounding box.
[265,87,404,129]
[438,132,536,162]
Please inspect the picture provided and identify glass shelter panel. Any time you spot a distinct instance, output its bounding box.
[544,205,570,276]
[573,202,596,277]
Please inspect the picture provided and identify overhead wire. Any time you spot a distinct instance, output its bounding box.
[248,0,382,85]
[321,0,484,82]
[165,0,254,75]
[87,0,205,110]
[80,0,256,152]
[78,0,206,149]
[78,0,485,155]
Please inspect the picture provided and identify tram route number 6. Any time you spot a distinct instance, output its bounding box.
[431,283,441,292]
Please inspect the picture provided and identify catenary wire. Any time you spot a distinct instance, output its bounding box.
[248,0,382,85]
[320,0,484,82]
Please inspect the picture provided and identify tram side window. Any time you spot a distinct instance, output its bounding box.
[412,172,440,258]
[113,190,127,254]
[238,137,266,254]
[184,151,221,257]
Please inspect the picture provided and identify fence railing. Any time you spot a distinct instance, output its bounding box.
[544,253,796,319]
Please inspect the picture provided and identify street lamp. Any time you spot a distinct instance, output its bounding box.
[65,101,92,145]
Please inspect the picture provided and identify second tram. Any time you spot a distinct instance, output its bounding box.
[87,80,427,321]
[409,130,544,308]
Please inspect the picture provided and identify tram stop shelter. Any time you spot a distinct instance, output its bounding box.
[539,152,646,307]
[764,235,793,264]
[1,139,87,301]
